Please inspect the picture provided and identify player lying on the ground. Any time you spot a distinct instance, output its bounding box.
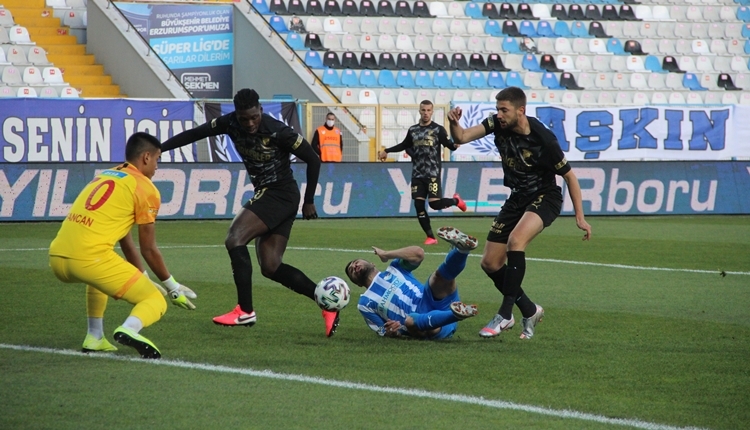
[345,226,479,339]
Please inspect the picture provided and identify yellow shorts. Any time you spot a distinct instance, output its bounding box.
[50,251,148,299]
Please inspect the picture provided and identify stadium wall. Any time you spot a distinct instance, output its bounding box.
[2,161,749,221]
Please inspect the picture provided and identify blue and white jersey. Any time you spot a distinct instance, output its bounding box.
[357,259,425,336]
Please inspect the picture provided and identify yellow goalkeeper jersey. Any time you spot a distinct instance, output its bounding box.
[49,163,160,259]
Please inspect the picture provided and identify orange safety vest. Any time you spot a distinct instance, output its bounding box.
[316,126,342,162]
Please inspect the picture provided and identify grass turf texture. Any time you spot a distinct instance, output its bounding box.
[1,216,748,429]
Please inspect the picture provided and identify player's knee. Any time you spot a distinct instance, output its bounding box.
[260,260,281,278]
[480,257,501,274]
[428,200,441,210]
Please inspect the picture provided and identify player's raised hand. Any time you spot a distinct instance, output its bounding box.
[447,107,463,123]
[372,246,390,262]
[377,150,388,161]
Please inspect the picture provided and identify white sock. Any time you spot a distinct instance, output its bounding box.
[87,317,104,339]
[122,316,143,334]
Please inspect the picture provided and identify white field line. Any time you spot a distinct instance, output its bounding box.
[0,343,707,430]
[4,244,748,276]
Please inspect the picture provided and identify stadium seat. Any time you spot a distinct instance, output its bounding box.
[568,4,585,21]
[396,70,416,87]
[322,68,341,86]
[340,68,358,87]
[484,21,503,37]
[340,0,359,15]
[519,21,538,38]
[1,65,22,85]
[452,90,469,102]
[270,16,289,33]
[415,70,432,88]
[466,20,484,36]
[505,71,528,89]
[560,72,584,90]
[571,21,590,39]
[447,2,465,19]
[358,89,378,104]
[324,0,342,15]
[434,89,452,105]
[339,51,358,69]
[554,21,572,38]
[415,53,432,70]
[414,35,430,52]
[432,35,449,52]
[251,0,271,14]
[683,73,707,91]
[359,69,378,87]
[665,73,684,90]
[503,20,521,37]
[379,89,397,104]
[17,86,37,98]
[9,26,32,44]
[429,1,449,17]
[738,6,750,21]
[607,38,626,55]
[432,18,449,34]
[377,34,395,51]
[589,39,607,54]
[574,55,591,72]
[397,88,416,104]
[433,71,451,88]
[522,54,542,72]
[487,71,505,88]
[533,4,551,20]
[374,69,395,87]
[647,72,665,90]
[324,17,344,33]
[561,91,579,106]
[42,66,64,85]
[449,36,467,52]
[551,4,568,20]
[451,71,469,88]
[502,37,523,54]
[39,86,59,98]
[288,0,305,14]
[306,0,323,15]
[536,21,555,38]
[470,90,487,102]
[464,2,483,19]
[449,19,467,36]
[721,92,739,105]
[541,72,562,90]
[304,33,324,50]
[668,92,686,105]
[321,52,340,69]
[286,33,306,51]
[469,71,487,88]
[21,66,42,85]
[450,53,468,70]
[268,0,287,14]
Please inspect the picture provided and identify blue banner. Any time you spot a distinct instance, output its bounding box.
[2,161,749,220]
[115,2,234,98]
[0,99,194,163]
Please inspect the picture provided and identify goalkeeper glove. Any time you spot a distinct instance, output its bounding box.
[144,272,197,310]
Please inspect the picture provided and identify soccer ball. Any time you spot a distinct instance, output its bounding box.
[314,276,350,311]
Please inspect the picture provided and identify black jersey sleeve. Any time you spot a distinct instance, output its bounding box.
[161,114,231,151]
[384,128,414,153]
[481,114,497,135]
[290,138,321,204]
[437,124,457,151]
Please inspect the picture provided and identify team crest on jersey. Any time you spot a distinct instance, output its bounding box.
[261,137,271,146]
[486,114,495,130]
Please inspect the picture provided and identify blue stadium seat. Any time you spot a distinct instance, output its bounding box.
[485,20,503,37]
[570,21,590,38]
[433,71,451,88]
[502,37,523,54]
[341,68,359,86]
[469,71,487,88]
[397,70,416,88]
[505,71,529,89]
[683,73,707,91]
[522,54,543,72]
[378,69,397,87]
[415,71,432,88]
[742,23,750,38]
[738,6,750,21]
[553,21,571,38]
[304,50,324,68]
[536,21,555,38]
[322,68,341,86]
[645,55,666,73]
[286,33,307,51]
[465,2,484,19]
[359,69,378,87]
[745,39,750,55]
[542,72,562,89]
[270,16,289,33]
[519,20,538,38]
[607,38,626,55]
[487,71,506,89]
[252,0,271,15]
[451,71,470,88]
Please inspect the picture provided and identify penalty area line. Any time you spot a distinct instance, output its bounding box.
[1,343,705,430]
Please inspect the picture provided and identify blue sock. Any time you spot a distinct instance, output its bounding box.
[411,310,458,331]
[436,248,468,281]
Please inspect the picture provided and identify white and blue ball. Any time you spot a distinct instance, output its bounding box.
[314,276,351,311]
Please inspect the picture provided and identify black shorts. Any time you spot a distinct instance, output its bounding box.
[242,181,300,238]
[411,177,441,199]
[487,187,563,244]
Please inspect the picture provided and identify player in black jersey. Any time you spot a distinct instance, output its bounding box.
[448,86,592,340]
[378,100,467,245]
[161,89,340,337]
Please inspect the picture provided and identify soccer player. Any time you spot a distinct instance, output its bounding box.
[161,89,340,336]
[377,100,467,245]
[447,86,592,340]
[345,226,479,339]
[49,132,195,359]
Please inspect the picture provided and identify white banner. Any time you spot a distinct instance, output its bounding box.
[451,103,750,161]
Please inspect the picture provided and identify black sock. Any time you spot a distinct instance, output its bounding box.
[516,293,537,318]
[415,200,433,237]
[487,266,507,294]
[428,198,457,210]
[498,251,526,319]
[228,246,253,313]
[269,263,316,300]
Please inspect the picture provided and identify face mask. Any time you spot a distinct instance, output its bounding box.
[326,120,335,127]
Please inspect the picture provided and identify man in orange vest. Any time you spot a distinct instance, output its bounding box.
[311,112,343,162]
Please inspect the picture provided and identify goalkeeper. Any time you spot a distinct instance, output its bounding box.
[344,226,479,340]
[49,132,196,359]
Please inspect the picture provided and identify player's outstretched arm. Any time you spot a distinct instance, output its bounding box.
[447,107,487,145]
[161,119,223,152]
[138,222,197,309]
[372,246,424,265]
[563,170,592,241]
[119,231,144,272]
